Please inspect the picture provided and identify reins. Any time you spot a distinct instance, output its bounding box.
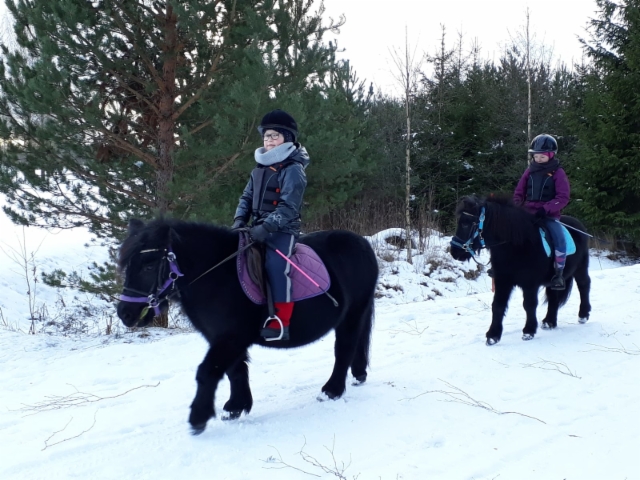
[188,237,255,286]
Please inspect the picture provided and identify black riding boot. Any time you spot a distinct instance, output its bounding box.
[549,268,565,290]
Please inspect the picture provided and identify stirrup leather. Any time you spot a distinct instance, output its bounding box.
[262,315,284,342]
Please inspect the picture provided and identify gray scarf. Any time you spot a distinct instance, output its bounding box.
[254,142,296,166]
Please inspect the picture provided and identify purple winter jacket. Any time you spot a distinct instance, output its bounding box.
[513,167,570,219]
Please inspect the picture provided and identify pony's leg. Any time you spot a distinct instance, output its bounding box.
[574,263,592,323]
[221,351,253,421]
[189,341,248,434]
[322,315,362,399]
[542,288,560,329]
[521,287,539,340]
[486,281,513,345]
[350,299,374,385]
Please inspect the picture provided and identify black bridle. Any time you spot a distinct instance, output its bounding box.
[119,248,184,317]
[118,238,255,319]
[450,206,486,257]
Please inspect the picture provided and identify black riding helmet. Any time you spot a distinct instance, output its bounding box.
[257,109,298,143]
[528,134,558,154]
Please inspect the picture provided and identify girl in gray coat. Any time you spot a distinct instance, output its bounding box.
[232,110,310,341]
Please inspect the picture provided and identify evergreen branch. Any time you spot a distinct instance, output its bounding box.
[104,69,162,117]
[129,1,165,24]
[4,189,107,229]
[1,116,154,211]
[177,118,255,193]
[171,0,237,122]
[97,127,159,168]
[107,6,165,91]
[73,169,155,208]
[181,118,213,138]
[8,181,115,228]
[211,152,242,180]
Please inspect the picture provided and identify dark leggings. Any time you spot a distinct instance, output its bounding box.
[264,232,296,302]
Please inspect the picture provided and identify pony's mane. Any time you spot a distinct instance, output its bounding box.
[118,218,233,271]
[484,194,537,246]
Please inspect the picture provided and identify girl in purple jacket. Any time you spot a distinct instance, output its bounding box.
[513,134,570,290]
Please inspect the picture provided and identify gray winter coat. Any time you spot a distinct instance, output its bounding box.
[234,145,310,236]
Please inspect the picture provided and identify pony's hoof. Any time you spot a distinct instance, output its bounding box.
[352,374,367,386]
[486,337,500,346]
[317,390,342,402]
[579,316,589,324]
[522,333,535,341]
[221,410,242,421]
[541,321,556,330]
[190,423,207,435]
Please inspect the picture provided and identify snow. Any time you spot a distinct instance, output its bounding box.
[1,201,639,480]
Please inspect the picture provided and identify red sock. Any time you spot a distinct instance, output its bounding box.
[273,302,294,327]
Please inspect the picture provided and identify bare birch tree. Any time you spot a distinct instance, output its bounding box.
[389,27,422,265]
[508,8,555,166]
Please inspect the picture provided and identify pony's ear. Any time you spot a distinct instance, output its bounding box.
[128,219,145,236]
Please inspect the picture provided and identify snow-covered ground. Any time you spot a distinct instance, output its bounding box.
[1,204,639,480]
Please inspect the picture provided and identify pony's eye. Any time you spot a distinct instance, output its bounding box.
[143,264,155,272]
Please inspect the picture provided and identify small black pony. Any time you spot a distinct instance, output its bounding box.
[116,219,378,434]
[450,195,591,345]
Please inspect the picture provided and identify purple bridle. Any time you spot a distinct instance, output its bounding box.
[119,248,184,316]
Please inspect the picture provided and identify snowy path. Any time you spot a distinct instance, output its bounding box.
[1,264,639,479]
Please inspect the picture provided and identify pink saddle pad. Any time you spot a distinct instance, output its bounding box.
[237,234,331,305]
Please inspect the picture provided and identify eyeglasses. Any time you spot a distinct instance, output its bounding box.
[263,132,281,141]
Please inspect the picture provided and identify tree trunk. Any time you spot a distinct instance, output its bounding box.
[404,28,413,265]
[156,5,178,215]
[153,6,178,327]
[526,8,532,167]
[405,95,412,265]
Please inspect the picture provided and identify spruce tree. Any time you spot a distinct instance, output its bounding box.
[569,0,640,241]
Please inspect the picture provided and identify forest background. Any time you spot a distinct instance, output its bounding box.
[0,0,639,308]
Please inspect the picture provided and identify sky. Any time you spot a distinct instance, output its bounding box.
[0,0,599,95]
[322,0,601,94]
[1,198,639,479]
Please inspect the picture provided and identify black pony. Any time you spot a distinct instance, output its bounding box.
[450,195,591,345]
[116,219,378,434]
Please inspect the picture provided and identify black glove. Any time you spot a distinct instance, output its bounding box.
[231,218,246,230]
[249,224,271,243]
[535,208,547,219]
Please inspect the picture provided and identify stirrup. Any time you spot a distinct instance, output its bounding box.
[261,315,284,341]
[548,275,565,290]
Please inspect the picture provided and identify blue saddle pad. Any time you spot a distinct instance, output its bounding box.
[539,224,576,257]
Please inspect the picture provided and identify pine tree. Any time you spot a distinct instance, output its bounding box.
[569,0,640,241]
[0,0,361,240]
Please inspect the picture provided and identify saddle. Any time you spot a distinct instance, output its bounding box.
[236,232,331,305]
[539,224,576,257]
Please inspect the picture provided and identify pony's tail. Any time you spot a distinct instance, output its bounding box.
[350,295,375,383]
[359,296,375,368]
